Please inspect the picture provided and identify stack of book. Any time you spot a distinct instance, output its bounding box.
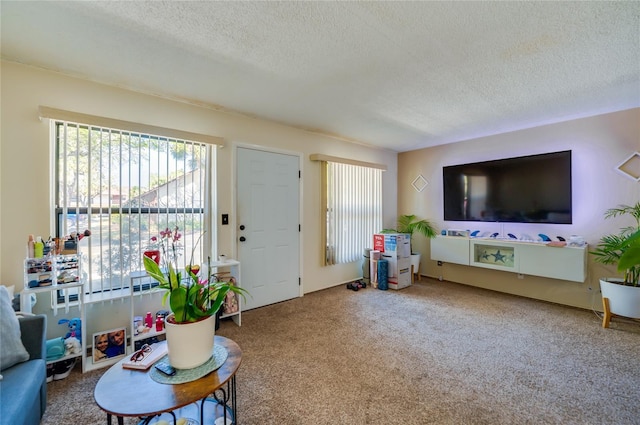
[122,341,168,370]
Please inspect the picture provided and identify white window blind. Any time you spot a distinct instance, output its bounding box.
[326,162,382,265]
[53,119,214,296]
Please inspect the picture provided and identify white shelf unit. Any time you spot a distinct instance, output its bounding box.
[212,260,242,326]
[22,254,86,370]
[431,236,587,282]
[82,288,134,373]
[24,258,243,373]
[84,272,159,371]
[129,269,166,347]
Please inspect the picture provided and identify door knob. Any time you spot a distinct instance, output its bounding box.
[239,225,245,230]
[239,236,246,242]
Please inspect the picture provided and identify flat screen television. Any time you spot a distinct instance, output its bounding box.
[443,150,572,224]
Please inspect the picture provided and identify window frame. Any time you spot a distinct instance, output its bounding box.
[317,157,384,265]
[51,116,217,302]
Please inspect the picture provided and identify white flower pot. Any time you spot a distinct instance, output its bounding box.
[164,313,215,369]
[410,253,421,278]
[600,278,640,322]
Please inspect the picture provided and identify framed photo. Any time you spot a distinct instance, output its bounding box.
[93,327,126,363]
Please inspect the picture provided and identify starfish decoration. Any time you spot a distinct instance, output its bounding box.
[491,250,506,263]
[481,251,490,260]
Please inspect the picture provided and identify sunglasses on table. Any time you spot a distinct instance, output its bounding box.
[130,344,152,362]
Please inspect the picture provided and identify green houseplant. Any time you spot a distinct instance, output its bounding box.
[383,214,438,279]
[590,202,640,327]
[143,227,247,368]
[143,227,247,323]
[394,214,438,241]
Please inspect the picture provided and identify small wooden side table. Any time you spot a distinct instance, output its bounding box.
[94,335,242,425]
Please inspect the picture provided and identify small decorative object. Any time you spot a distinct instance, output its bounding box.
[64,336,81,355]
[58,317,82,344]
[568,235,586,247]
[143,227,247,368]
[143,249,161,265]
[411,174,428,192]
[615,151,640,182]
[222,277,239,315]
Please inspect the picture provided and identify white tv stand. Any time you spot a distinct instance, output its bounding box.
[431,236,587,282]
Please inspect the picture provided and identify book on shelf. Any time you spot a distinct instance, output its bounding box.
[121,341,168,370]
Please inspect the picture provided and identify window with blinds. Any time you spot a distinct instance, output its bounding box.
[54,120,214,296]
[325,162,382,265]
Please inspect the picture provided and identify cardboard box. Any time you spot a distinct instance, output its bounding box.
[373,234,410,258]
[389,269,411,290]
[382,255,411,279]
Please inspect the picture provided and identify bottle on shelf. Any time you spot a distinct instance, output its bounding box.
[155,315,163,332]
[145,312,153,329]
[34,236,44,258]
[27,234,35,258]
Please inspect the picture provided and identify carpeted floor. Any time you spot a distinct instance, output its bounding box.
[43,278,640,425]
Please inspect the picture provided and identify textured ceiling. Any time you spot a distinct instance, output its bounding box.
[1,1,639,152]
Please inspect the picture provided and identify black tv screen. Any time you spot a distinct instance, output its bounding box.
[443,151,572,224]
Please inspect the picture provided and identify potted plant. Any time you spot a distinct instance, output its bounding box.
[590,202,640,327]
[143,227,247,368]
[383,214,438,279]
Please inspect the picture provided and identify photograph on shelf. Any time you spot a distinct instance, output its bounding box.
[93,327,127,363]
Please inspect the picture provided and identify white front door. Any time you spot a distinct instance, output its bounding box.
[236,147,300,311]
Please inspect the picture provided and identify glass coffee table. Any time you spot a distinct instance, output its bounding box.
[94,336,242,425]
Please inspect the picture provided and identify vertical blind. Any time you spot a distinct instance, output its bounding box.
[54,119,213,296]
[326,161,382,265]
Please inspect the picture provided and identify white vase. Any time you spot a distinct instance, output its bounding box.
[164,313,215,369]
[600,278,640,319]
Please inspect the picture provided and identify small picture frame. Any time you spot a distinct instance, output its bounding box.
[92,327,127,363]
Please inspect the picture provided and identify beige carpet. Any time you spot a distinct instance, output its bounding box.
[42,279,640,425]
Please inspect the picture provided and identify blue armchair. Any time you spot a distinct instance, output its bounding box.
[0,314,47,425]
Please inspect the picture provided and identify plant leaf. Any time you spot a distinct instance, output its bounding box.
[618,245,640,272]
[143,255,167,285]
[169,286,187,322]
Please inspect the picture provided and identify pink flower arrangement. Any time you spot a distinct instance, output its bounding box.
[149,226,183,266]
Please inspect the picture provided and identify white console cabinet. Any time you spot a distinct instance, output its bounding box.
[431,236,587,282]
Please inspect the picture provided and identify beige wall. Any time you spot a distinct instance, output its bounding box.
[0,61,398,301]
[3,59,638,323]
[399,108,640,309]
